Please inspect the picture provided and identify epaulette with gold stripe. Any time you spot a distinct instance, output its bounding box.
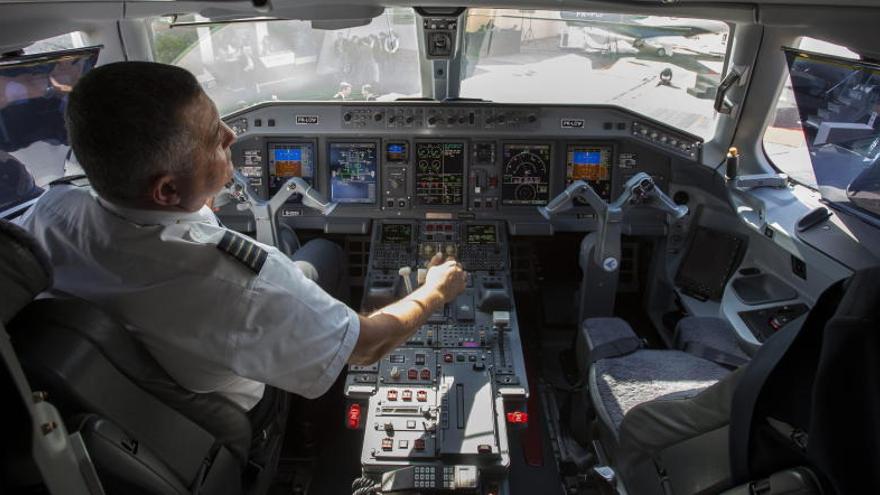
[217,231,268,273]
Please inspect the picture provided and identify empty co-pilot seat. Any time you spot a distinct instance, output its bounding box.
[674,316,750,369]
[576,318,729,464]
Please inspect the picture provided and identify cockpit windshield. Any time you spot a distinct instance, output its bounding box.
[460,9,730,139]
[150,8,422,114]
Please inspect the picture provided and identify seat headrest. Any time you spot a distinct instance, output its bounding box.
[0,219,52,324]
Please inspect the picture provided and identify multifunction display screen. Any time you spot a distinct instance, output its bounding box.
[502,143,552,205]
[381,224,413,244]
[415,142,465,206]
[465,224,497,244]
[267,142,315,199]
[566,145,612,200]
[329,142,378,203]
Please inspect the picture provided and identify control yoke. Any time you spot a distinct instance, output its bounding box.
[214,170,338,247]
[539,172,687,271]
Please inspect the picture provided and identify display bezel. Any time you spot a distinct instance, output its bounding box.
[564,143,615,202]
[384,141,410,164]
[499,141,554,207]
[464,223,498,244]
[326,139,381,206]
[379,222,415,244]
[412,139,468,209]
[265,138,318,203]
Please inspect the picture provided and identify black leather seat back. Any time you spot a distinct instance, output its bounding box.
[0,219,51,323]
[10,298,244,493]
[11,298,252,464]
[731,267,880,493]
[1,219,53,490]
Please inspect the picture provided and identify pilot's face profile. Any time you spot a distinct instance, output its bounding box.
[183,92,236,210]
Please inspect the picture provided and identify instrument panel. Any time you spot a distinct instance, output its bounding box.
[225,103,698,233]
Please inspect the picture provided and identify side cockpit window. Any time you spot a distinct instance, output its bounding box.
[764,37,880,223]
[1,32,90,214]
[764,38,860,188]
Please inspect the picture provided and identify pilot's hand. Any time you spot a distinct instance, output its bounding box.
[424,253,466,303]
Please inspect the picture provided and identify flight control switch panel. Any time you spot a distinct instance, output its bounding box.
[346,220,528,493]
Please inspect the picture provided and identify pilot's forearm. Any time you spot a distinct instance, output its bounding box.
[351,285,445,365]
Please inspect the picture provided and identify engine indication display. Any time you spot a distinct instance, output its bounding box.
[415,142,465,206]
[268,142,315,199]
[566,145,612,200]
[329,142,378,203]
[502,143,552,206]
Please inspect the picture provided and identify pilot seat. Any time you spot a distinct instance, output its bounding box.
[575,268,880,494]
[1,219,289,495]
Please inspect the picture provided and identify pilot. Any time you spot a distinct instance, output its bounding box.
[333,81,352,100]
[17,62,466,417]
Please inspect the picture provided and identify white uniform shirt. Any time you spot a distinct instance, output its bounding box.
[17,184,360,410]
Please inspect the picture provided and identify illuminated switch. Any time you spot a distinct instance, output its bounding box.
[415,353,426,365]
[406,420,416,429]
[417,390,428,402]
[382,438,393,451]
[408,368,418,380]
[398,440,409,449]
[387,389,398,401]
[414,438,426,451]
[402,390,413,401]
[420,369,431,380]
[443,353,453,363]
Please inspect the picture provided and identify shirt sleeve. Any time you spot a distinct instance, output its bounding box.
[226,247,360,399]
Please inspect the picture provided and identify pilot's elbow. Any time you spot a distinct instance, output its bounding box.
[348,348,382,366]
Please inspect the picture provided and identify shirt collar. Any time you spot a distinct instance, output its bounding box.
[96,193,219,227]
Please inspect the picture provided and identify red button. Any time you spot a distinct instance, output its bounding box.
[417,390,427,402]
[443,353,453,363]
[420,369,431,380]
[408,368,418,380]
[414,438,425,450]
[346,403,361,429]
[402,390,413,401]
[387,389,398,401]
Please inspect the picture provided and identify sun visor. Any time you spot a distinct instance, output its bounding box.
[194,3,383,22]
[782,47,880,224]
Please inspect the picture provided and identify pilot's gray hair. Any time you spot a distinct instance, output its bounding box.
[65,61,203,205]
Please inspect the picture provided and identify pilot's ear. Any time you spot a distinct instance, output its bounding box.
[150,174,182,207]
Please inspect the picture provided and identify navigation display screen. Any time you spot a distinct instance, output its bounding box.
[268,142,315,198]
[566,145,612,200]
[502,143,552,205]
[466,224,497,244]
[329,142,378,203]
[415,142,465,206]
[381,224,413,244]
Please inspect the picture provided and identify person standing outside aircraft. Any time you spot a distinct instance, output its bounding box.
[18,61,467,412]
